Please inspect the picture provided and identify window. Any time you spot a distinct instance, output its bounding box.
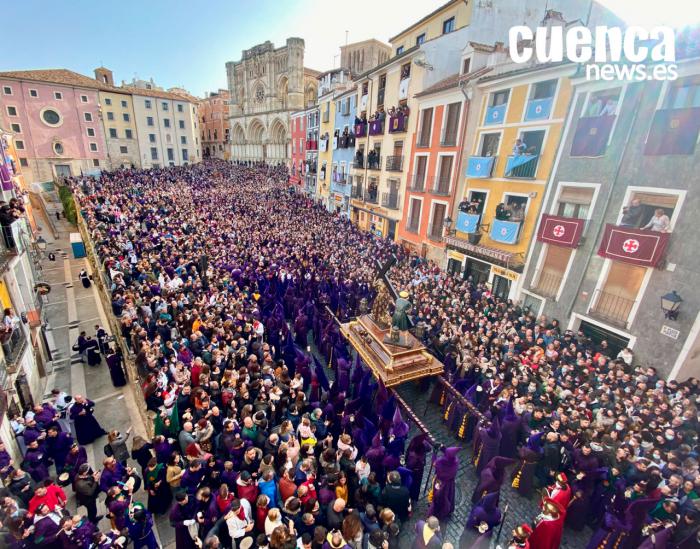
[179,120,185,129]
[443,16,455,34]
[503,195,528,222]
[125,129,133,139]
[121,100,127,108]
[396,46,404,56]
[557,186,595,219]
[416,34,425,46]
[14,140,24,150]
[663,78,700,109]
[164,118,170,128]
[84,112,93,122]
[435,156,453,194]
[29,89,37,98]
[182,149,189,161]
[80,95,88,103]
[490,89,509,107]
[408,198,422,231]
[531,79,557,101]
[535,245,572,298]
[93,159,100,167]
[417,108,433,146]
[41,109,61,126]
[571,87,622,157]
[107,112,114,121]
[54,91,62,100]
[109,128,117,138]
[105,98,112,105]
[441,102,461,146]
[123,113,130,122]
[177,104,184,112]
[181,136,187,144]
[592,261,646,326]
[149,134,156,143]
[7,106,17,116]
[10,123,21,133]
[167,148,174,161]
[89,142,98,152]
[87,128,95,137]
[120,146,128,154]
[147,116,154,126]
[429,203,447,238]
[645,77,700,155]
[19,157,28,167]
[2,86,12,95]
[54,142,64,155]
[150,147,158,160]
[462,58,471,74]
[413,156,428,189]
[620,190,679,230]
[162,102,169,111]
[145,100,152,109]
[467,190,487,214]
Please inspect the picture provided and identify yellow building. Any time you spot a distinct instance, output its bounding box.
[350,0,470,239]
[446,62,575,300]
[94,68,140,168]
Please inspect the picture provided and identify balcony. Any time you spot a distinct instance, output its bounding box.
[466,156,495,178]
[331,178,350,195]
[532,271,563,299]
[354,122,367,137]
[368,120,384,136]
[408,173,427,192]
[484,104,506,125]
[367,155,382,170]
[353,157,365,169]
[381,192,400,210]
[1,328,27,373]
[338,135,349,148]
[385,156,403,172]
[505,154,539,178]
[305,140,318,150]
[524,97,554,121]
[388,113,408,133]
[431,177,451,196]
[351,186,364,200]
[416,134,430,148]
[365,189,379,204]
[591,289,636,327]
[427,224,444,242]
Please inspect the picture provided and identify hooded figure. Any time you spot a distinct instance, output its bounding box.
[474,417,501,475]
[471,456,516,504]
[428,446,460,520]
[365,433,385,477]
[511,432,543,498]
[499,397,521,458]
[467,492,502,531]
[405,434,432,501]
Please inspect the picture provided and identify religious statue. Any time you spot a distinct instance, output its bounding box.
[371,278,393,330]
[392,290,412,331]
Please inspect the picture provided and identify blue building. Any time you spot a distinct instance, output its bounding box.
[329,87,356,216]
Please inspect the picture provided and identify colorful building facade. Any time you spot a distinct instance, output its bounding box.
[200,89,231,160]
[330,87,356,217]
[304,107,319,196]
[289,109,306,186]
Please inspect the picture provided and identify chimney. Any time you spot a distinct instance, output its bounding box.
[94,67,114,87]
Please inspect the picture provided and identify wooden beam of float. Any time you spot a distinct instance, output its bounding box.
[435,375,490,427]
[389,387,438,447]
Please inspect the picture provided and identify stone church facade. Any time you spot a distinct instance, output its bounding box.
[226,38,319,164]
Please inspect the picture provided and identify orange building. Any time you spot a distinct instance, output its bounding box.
[199,89,230,159]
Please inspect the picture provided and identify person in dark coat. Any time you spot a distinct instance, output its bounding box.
[144,457,172,515]
[45,425,73,474]
[427,446,459,520]
[73,463,101,523]
[79,269,91,288]
[31,504,63,546]
[84,336,101,366]
[23,439,50,483]
[128,504,160,549]
[380,471,411,522]
[499,398,521,459]
[412,517,442,549]
[405,434,432,501]
[170,491,198,549]
[70,395,106,445]
[106,347,127,387]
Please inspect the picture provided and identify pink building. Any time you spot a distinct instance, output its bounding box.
[0,69,108,182]
[290,110,307,186]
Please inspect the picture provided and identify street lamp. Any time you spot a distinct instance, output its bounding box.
[661,290,682,320]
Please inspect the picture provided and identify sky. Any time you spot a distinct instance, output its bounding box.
[1,0,699,98]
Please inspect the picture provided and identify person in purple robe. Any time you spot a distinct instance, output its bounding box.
[63,444,88,482]
[23,440,50,482]
[33,403,60,431]
[70,396,106,445]
[405,434,433,501]
[499,398,521,458]
[467,492,502,530]
[471,456,516,504]
[511,432,543,498]
[365,433,385,479]
[127,504,160,549]
[428,446,460,520]
[474,417,501,475]
[57,515,97,549]
[169,491,198,549]
[106,486,131,531]
[45,426,74,474]
[0,439,15,480]
[586,496,659,549]
[106,347,127,387]
[31,504,63,546]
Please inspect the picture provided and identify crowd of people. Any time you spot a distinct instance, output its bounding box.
[1,159,698,549]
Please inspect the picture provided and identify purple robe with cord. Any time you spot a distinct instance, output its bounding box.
[467,492,501,530]
[474,418,501,475]
[405,434,432,501]
[471,456,516,504]
[428,447,459,520]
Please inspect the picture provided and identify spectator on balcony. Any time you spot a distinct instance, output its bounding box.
[512,138,527,156]
[495,203,511,221]
[642,208,671,233]
[355,149,364,167]
[367,150,379,170]
[3,307,20,331]
[600,98,617,116]
[620,198,643,228]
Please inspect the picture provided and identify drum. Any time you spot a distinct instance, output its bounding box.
[57,472,71,487]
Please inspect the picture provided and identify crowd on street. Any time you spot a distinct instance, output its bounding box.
[1,159,698,549]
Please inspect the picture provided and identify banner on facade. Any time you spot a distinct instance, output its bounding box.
[455,212,480,233]
[490,219,521,244]
[537,214,585,248]
[597,224,669,267]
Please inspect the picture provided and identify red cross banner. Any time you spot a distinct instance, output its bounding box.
[536,214,585,248]
[597,224,670,267]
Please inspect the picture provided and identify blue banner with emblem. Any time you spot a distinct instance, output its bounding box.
[490,219,521,244]
[484,104,506,125]
[524,97,553,121]
[456,212,480,233]
[466,156,495,178]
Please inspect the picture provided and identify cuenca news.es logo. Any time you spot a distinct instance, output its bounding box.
[509,26,678,81]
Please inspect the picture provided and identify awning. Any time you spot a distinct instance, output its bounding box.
[537,214,585,248]
[444,235,523,271]
[597,224,669,267]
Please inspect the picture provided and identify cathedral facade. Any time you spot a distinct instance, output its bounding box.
[226,38,319,164]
